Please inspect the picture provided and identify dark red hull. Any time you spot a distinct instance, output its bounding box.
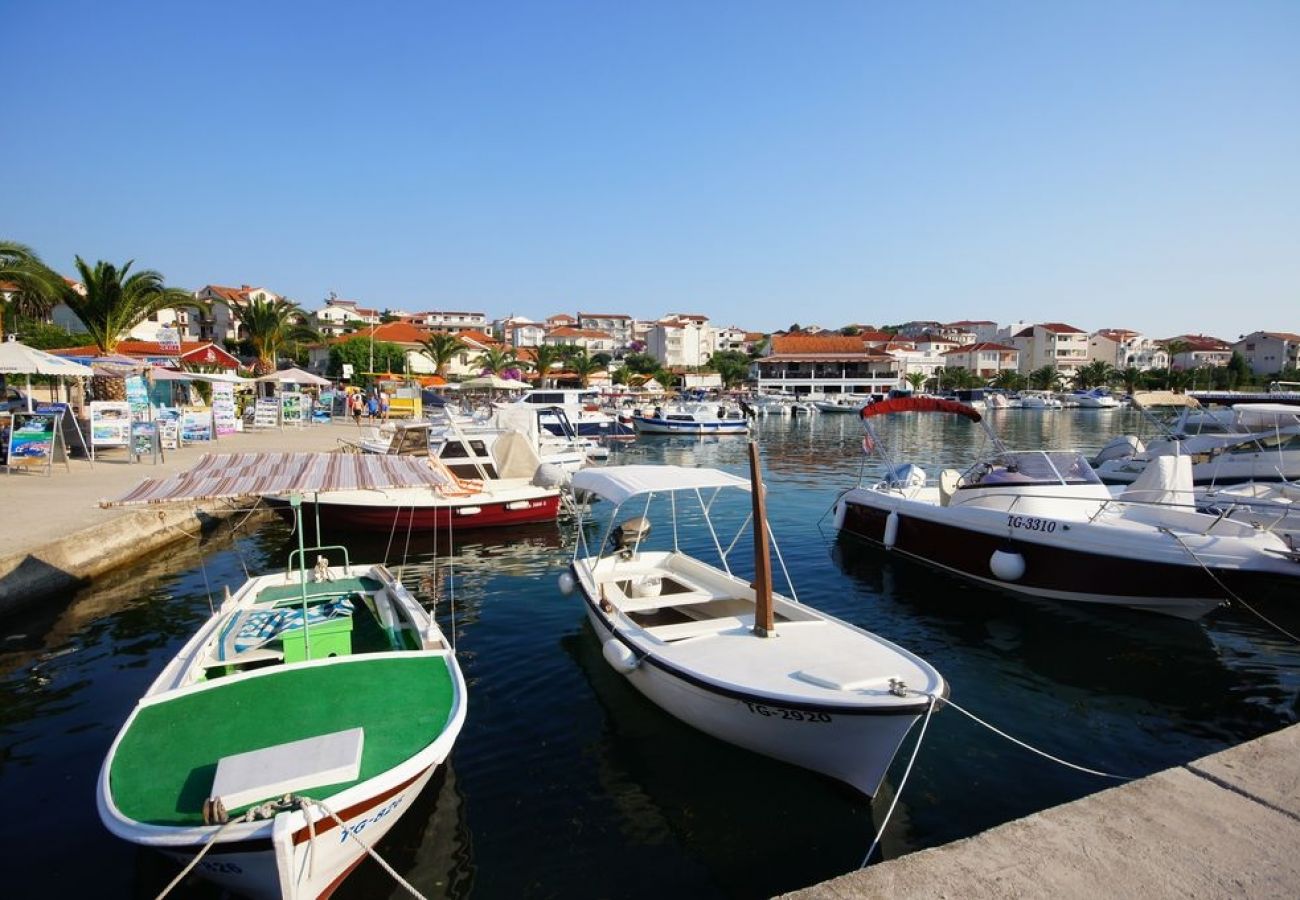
[269,493,560,532]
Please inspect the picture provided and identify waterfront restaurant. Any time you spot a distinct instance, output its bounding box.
[754,335,902,396]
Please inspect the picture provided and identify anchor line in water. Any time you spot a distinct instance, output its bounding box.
[1158,527,1300,645]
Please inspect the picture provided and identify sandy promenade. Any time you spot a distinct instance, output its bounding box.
[0,418,372,550]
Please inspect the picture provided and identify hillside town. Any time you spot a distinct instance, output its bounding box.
[4,268,1297,394]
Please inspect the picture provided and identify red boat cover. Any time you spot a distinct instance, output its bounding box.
[859,396,982,422]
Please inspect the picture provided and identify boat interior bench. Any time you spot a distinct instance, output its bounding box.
[598,571,717,613]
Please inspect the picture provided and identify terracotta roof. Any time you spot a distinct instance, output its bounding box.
[743,332,766,341]
[942,342,1017,355]
[771,335,877,355]
[1259,331,1300,342]
[200,284,248,303]
[760,352,894,363]
[1038,322,1087,334]
[1163,334,1231,352]
[52,341,241,368]
[915,332,958,344]
[337,322,433,344]
[455,329,499,346]
[669,313,710,322]
[946,319,996,326]
[546,326,613,340]
[546,314,576,323]
[857,330,896,343]
[1094,329,1141,342]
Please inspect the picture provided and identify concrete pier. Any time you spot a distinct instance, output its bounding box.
[786,724,1300,899]
[0,419,362,616]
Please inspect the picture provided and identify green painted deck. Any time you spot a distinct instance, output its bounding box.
[109,654,455,826]
[256,576,383,605]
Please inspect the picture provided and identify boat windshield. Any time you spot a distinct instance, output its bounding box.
[962,451,1102,488]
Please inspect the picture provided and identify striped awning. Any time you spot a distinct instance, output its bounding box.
[106,452,452,507]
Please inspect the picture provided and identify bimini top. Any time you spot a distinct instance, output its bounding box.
[105,452,452,506]
[860,396,982,422]
[1132,391,1201,410]
[571,465,750,505]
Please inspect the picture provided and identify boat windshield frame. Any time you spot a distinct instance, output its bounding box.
[960,450,1103,490]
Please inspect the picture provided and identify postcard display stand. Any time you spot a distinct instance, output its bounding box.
[156,407,182,450]
[89,401,132,461]
[131,421,161,464]
[313,391,334,424]
[280,392,305,428]
[253,398,280,430]
[6,409,70,476]
[212,383,238,437]
[182,408,214,443]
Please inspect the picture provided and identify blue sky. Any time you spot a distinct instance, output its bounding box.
[7,1,1297,338]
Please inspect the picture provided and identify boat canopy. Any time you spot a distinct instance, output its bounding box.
[860,396,982,422]
[571,465,750,505]
[105,452,452,506]
[1132,391,1201,410]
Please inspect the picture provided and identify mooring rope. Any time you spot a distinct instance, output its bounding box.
[306,797,428,900]
[859,693,935,868]
[1159,526,1300,644]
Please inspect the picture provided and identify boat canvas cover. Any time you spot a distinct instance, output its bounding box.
[860,396,983,422]
[572,465,750,505]
[1133,391,1202,410]
[106,452,453,506]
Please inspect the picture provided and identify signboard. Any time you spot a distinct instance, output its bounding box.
[125,375,150,420]
[157,325,181,353]
[313,391,335,423]
[131,421,161,464]
[342,363,355,379]
[280,391,305,426]
[155,407,182,450]
[181,408,213,442]
[253,397,280,429]
[6,411,62,475]
[211,383,238,436]
[90,401,132,448]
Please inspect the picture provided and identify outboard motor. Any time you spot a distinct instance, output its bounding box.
[531,462,570,489]
[1094,434,1145,465]
[610,516,652,558]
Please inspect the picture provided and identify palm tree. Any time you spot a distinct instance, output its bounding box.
[1162,339,1192,373]
[1028,365,1062,391]
[417,332,464,377]
[59,257,195,399]
[1071,360,1115,390]
[232,296,318,375]
[475,345,519,375]
[566,349,606,388]
[991,369,1026,391]
[0,241,62,341]
[1119,366,1142,395]
[528,344,564,388]
[905,372,928,393]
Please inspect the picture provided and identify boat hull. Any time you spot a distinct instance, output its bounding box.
[631,417,749,435]
[577,582,923,797]
[835,491,1294,618]
[267,493,560,531]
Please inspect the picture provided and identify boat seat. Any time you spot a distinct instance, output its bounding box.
[939,469,960,507]
[644,616,748,642]
[201,646,285,671]
[598,573,715,613]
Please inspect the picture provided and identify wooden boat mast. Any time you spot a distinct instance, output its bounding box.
[748,441,775,637]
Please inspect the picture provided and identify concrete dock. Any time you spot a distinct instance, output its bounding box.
[0,419,365,615]
[787,723,1300,899]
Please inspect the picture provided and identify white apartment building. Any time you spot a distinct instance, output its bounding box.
[576,313,633,348]
[715,325,749,354]
[187,285,284,343]
[1010,323,1090,374]
[941,342,1020,378]
[1089,329,1168,371]
[947,320,1001,344]
[406,310,486,333]
[1233,331,1300,376]
[1164,334,1233,370]
[494,316,546,348]
[648,314,715,368]
[314,297,382,336]
[541,326,617,355]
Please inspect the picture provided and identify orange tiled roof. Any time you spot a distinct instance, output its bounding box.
[337,322,433,344]
[547,326,612,339]
[771,335,875,355]
[943,342,1017,355]
[1039,322,1087,334]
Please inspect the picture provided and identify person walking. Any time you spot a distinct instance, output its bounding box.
[379,389,391,421]
[366,392,380,423]
[350,391,364,425]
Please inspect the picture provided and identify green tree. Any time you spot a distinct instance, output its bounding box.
[1071,360,1115,390]
[9,320,90,350]
[1162,339,1192,371]
[59,257,196,399]
[417,332,464,377]
[0,240,63,342]
[565,349,606,388]
[232,296,318,375]
[905,372,928,392]
[622,351,661,374]
[1226,351,1252,387]
[475,345,519,375]
[992,369,1026,391]
[527,344,565,387]
[1028,365,1062,390]
[328,338,405,384]
[708,350,751,388]
[1119,366,1142,395]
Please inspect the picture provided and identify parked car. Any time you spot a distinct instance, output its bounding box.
[2,385,31,414]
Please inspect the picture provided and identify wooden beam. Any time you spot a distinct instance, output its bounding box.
[748,440,775,637]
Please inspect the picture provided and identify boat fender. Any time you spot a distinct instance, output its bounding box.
[557,572,576,595]
[883,510,900,549]
[602,639,640,674]
[990,546,1026,581]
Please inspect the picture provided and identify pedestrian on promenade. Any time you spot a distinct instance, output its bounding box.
[366,393,379,422]
[350,392,364,425]
[380,390,391,421]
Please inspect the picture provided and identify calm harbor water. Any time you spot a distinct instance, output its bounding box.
[3,410,1299,898]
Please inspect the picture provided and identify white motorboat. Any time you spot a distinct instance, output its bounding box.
[748,392,795,416]
[562,452,945,797]
[1015,391,1063,410]
[509,388,636,440]
[98,499,466,900]
[813,395,871,414]
[1072,389,1120,409]
[632,402,750,435]
[833,397,1300,619]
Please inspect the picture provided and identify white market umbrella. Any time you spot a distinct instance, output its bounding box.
[254,366,331,387]
[0,340,95,412]
[460,374,529,390]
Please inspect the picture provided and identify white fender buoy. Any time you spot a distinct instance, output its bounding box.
[883,510,900,549]
[602,639,639,674]
[990,548,1026,581]
[557,572,576,595]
